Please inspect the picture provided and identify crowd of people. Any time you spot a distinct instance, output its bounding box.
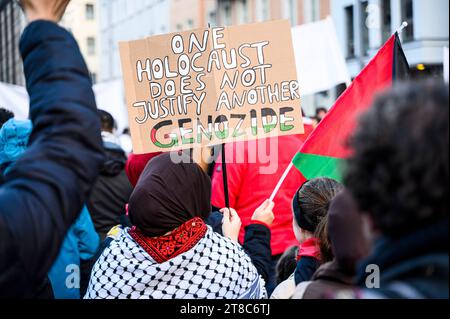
[0,0,448,300]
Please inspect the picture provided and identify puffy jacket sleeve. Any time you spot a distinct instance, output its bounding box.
[243,223,272,282]
[0,21,104,297]
[75,207,100,260]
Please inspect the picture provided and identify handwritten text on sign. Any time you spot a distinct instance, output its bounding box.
[119,20,304,154]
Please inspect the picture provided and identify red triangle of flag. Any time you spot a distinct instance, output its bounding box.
[293,34,408,181]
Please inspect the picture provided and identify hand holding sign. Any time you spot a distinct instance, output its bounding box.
[120,20,304,154]
[221,207,242,243]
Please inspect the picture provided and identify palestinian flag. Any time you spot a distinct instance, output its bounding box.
[293,33,409,182]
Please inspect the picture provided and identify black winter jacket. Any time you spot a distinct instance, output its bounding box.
[243,223,272,283]
[356,218,449,299]
[0,21,104,298]
[87,142,133,241]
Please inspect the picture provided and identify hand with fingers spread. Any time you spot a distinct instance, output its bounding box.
[220,207,242,243]
[251,199,275,227]
[19,0,71,23]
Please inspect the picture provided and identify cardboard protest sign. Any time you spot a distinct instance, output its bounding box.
[119,20,304,154]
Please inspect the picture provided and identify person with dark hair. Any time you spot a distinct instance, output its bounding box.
[98,109,115,134]
[312,107,328,127]
[98,109,121,146]
[0,0,104,298]
[315,107,328,122]
[85,152,267,299]
[345,80,448,299]
[87,110,133,241]
[292,190,371,299]
[271,177,342,299]
[0,108,14,129]
[292,178,342,284]
[275,246,298,285]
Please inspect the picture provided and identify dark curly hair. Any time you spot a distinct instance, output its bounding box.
[275,245,298,284]
[98,109,115,132]
[345,80,449,237]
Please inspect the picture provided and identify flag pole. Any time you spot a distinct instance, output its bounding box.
[396,21,409,34]
[205,21,230,209]
[207,21,230,209]
[221,143,230,208]
[269,162,294,201]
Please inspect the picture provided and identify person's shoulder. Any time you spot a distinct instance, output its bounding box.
[107,225,125,240]
[207,227,248,255]
[271,274,297,299]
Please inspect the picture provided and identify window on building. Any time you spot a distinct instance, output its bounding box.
[187,19,194,29]
[237,0,249,24]
[87,37,96,55]
[361,1,369,56]
[223,0,232,25]
[345,5,355,58]
[304,0,320,23]
[208,11,217,27]
[85,3,94,20]
[257,0,270,21]
[283,0,297,25]
[401,0,414,42]
[289,0,298,25]
[381,0,392,42]
[311,0,320,22]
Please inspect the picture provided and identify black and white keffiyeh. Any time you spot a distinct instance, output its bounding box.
[85,226,267,299]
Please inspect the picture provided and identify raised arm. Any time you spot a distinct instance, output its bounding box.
[0,7,104,297]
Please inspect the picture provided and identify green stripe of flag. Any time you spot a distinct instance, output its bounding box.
[293,152,344,182]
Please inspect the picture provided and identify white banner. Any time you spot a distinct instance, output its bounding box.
[0,80,128,133]
[0,82,29,120]
[292,17,351,96]
[93,80,128,133]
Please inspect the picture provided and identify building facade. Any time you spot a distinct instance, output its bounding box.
[170,0,217,30]
[0,1,26,86]
[213,0,329,27]
[61,0,100,83]
[99,0,171,82]
[99,0,330,82]
[98,0,331,115]
[331,0,449,78]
